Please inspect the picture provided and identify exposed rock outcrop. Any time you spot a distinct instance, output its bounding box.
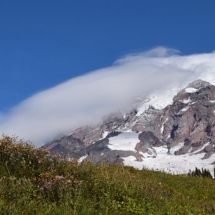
[160,80,215,155]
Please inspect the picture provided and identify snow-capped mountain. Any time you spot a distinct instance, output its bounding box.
[43,79,215,175]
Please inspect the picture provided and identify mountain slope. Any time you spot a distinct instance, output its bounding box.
[43,79,215,174]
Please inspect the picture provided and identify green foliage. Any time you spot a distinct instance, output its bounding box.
[1,135,215,214]
[188,167,213,178]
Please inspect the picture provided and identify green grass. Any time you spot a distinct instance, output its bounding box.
[0,136,215,214]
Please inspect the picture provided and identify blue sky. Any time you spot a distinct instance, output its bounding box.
[1,0,215,111]
[1,1,215,145]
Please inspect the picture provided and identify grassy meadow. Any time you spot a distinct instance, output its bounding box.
[0,136,215,215]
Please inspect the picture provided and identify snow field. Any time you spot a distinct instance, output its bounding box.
[108,131,139,152]
[108,131,215,175]
[122,143,215,175]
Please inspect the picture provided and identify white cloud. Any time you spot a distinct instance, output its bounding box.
[0,47,215,147]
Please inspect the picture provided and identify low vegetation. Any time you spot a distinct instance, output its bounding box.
[1,136,215,214]
[188,167,213,178]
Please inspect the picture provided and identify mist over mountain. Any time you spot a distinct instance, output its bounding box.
[1,47,215,146]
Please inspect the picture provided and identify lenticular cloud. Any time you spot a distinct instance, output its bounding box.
[0,47,215,147]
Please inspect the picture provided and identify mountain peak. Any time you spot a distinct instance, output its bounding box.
[187,79,212,89]
[43,79,215,175]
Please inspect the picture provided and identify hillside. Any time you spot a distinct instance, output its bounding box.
[1,136,215,214]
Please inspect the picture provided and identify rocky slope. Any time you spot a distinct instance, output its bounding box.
[43,79,215,174]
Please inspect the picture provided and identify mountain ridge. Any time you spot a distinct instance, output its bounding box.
[43,79,215,174]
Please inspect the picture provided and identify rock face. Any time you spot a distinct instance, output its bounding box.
[43,79,215,173]
[160,80,215,156]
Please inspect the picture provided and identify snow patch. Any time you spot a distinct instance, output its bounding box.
[180,97,191,104]
[171,142,185,152]
[190,142,210,154]
[185,87,198,93]
[136,88,178,116]
[166,134,170,139]
[160,117,168,134]
[180,106,190,112]
[108,131,139,151]
[78,155,88,163]
[102,131,109,138]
